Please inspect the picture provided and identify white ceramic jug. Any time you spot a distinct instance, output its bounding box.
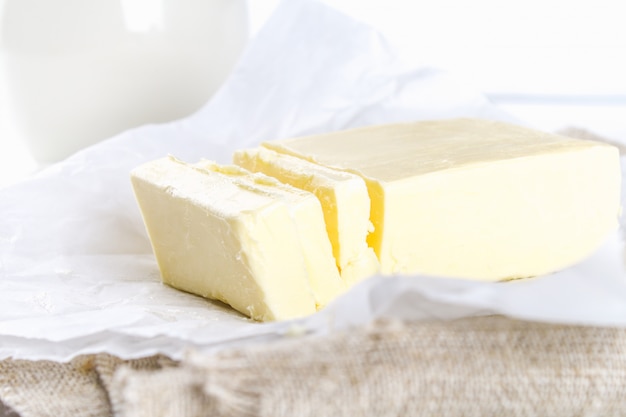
[0,0,248,162]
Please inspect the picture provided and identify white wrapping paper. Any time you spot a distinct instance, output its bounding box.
[1,0,625,362]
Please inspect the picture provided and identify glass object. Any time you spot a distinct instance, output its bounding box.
[0,0,248,162]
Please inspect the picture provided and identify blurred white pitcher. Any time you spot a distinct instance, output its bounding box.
[0,0,248,163]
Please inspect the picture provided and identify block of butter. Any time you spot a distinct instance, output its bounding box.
[264,118,621,280]
[233,147,379,285]
[131,156,342,321]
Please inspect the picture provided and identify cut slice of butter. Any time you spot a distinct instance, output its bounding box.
[131,156,328,321]
[194,160,344,307]
[233,147,379,285]
[263,118,621,280]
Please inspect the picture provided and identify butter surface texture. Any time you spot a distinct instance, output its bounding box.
[233,147,379,285]
[195,160,344,307]
[131,157,326,321]
[264,118,621,279]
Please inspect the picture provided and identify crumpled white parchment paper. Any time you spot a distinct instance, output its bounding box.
[1,0,625,362]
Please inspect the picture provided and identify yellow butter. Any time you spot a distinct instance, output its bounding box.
[131,156,323,321]
[264,118,621,280]
[233,147,379,285]
[194,160,344,307]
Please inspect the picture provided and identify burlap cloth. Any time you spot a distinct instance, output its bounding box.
[2,315,626,417]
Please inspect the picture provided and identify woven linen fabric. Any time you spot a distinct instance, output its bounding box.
[0,354,176,417]
[113,316,626,417]
[2,316,626,417]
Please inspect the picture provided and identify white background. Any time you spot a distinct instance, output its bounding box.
[1,0,625,187]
